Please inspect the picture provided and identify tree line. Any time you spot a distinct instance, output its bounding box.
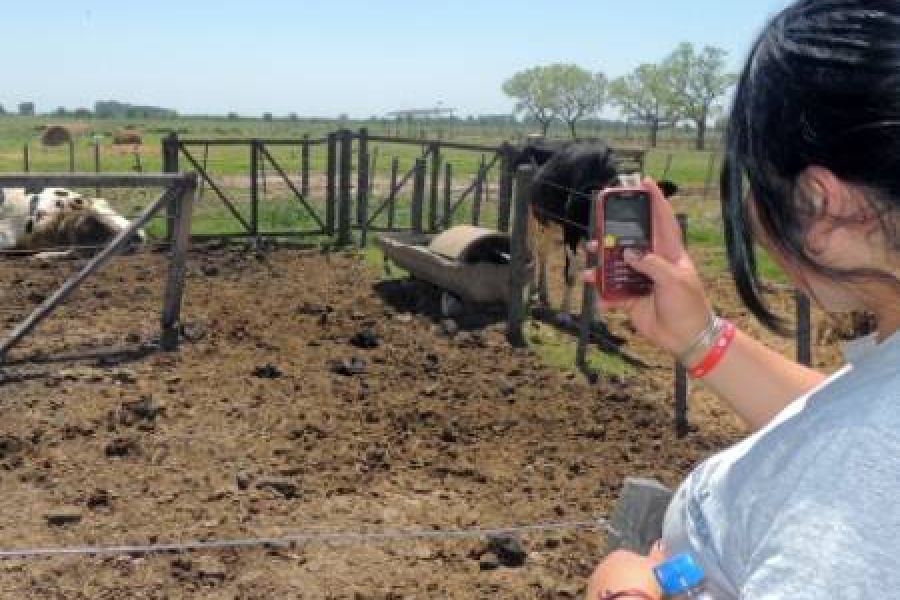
[502,42,736,150]
[0,101,177,119]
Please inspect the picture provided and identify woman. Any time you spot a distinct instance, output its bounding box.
[587,1,900,598]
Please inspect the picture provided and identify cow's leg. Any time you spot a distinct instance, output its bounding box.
[528,209,551,306]
[554,235,581,328]
[538,242,550,306]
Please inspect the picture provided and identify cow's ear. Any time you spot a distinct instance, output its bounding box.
[658,180,679,198]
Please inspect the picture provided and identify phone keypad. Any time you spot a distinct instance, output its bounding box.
[602,246,652,295]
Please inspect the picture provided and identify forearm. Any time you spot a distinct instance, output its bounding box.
[697,329,826,430]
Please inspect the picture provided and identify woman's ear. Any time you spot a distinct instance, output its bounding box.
[798,166,874,256]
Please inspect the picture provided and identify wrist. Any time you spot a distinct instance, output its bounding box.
[686,319,737,379]
[673,311,718,366]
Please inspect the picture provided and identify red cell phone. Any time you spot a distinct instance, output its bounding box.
[591,187,654,301]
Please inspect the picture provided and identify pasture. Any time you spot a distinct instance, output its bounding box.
[0,116,845,597]
[0,116,727,249]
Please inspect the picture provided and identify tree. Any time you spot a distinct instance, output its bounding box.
[549,65,607,140]
[262,112,273,122]
[0,104,5,115]
[503,66,559,137]
[227,112,239,120]
[18,102,35,116]
[74,108,92,119]
[664,42,736,150]
[608,64,675,147]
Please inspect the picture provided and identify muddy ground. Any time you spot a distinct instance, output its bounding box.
[0,241,845,599]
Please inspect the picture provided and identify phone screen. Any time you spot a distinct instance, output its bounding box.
[603,191,650,247]
[598,189,653,299]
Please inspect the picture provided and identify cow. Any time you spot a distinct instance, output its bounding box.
[0,187,145,259]
[510,139,677,321]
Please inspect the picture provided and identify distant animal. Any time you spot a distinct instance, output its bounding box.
[113,130,142,145]
[511,139,678,319]
[0,187,145,259]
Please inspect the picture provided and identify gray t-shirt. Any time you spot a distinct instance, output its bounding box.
[662,330,900,599]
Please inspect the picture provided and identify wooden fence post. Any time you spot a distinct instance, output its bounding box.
[429,142,441,231]
[675,213,690,437]
[197,143,208,201]
[68,140,76,172]
[23,144,30,172]
[357,127,368,227]
[360,151,370,247]
[443,162,453,229]
[507,165,535,347]
[162,133,180,243]
[94,140,102,196]
[161,179,196,351]
[411,158,426,234]
[472,155,485,226]
[337,129,354,246]
[326,133,337,236]
[301,134,310,199]
[250,140,259,237]
[497,146,514,233]
[388,157,399,230]
[576,192,598,372]
[796,291,812,366]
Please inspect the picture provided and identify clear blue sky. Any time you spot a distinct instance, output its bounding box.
[6,0,792,118]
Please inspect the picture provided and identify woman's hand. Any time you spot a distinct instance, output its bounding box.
[588,179,713,358]
[585,543,667,600]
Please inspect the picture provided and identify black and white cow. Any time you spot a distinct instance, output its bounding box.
[0,187,145,259]
[511,139,677,319]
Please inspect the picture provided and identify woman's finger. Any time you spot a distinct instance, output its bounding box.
[642,178,687,264]
[624,249,679,284]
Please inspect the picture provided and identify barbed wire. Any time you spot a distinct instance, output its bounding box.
[0,517,615,560]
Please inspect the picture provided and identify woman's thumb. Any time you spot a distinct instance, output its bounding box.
[624,249,676,283]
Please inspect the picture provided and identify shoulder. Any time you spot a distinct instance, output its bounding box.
[733,422,900,597]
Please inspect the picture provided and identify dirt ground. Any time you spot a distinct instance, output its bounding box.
[0,241,845,599]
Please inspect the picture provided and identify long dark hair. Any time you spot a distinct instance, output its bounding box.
[722,0,900,332]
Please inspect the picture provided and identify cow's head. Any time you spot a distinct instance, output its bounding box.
[530,142,619,200]
[658,180,679,198]
[67,197,146,254]
[617,174,679,199]
[26,192,145,255]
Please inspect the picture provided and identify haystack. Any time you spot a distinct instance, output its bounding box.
[39,123,90,147]
[40,125,74,147]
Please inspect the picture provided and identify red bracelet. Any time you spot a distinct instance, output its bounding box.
[598,589,657,600]
[688,319,736,379]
